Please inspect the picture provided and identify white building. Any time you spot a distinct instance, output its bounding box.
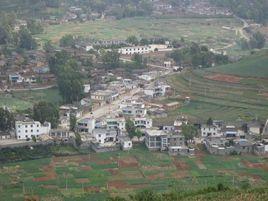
[106,117,126,131]
[144,83,170,97]
[15,121,51,140]
[201,125,222,137]
[118,136,132,151]
[77,118,96,133]
[91,90,119,103]
[118,44,168,55]
[83,84,91,93]
[121,105,147,117]
[93,129,117,144]
[134,117,153,129]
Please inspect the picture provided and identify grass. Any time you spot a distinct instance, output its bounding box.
[210,50,268,77]
[156,62,268,124]
[0,87,62,111]
[0,145,268,200]
[37,16,241,49]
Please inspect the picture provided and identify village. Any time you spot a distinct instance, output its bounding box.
[1,38,268,157]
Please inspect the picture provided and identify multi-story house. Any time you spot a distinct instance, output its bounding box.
[15,120,51,140]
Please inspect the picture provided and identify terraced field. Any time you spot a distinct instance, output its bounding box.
[1,145,268,201]
[157,68,268,124]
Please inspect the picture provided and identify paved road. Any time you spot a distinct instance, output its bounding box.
[80,87,141,120]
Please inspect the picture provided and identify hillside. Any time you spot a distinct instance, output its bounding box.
[210,50,268,78]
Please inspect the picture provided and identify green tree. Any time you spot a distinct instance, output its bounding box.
[59,34,75,47]
[101,50,120,69]
[126,35,139,45]
[33,102,59,128]
[181,123,198,142]
[75,132,82,146]
[207,117,213,126]
[27,20,44,35]
[18,28,37,50]
[57,60,84,103]
[70,114,77,132]
[0,108,14,132]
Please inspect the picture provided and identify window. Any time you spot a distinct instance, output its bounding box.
[25,130,28,133]
[31,125,33,127]
[31,130,33,132]
[25,135,28,138]
[25,125,28,128]
[37,130,39,132]
[99,134,101,137]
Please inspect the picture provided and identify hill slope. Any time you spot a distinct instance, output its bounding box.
[210,50,268,78]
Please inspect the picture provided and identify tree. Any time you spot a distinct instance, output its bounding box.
[18,28,37,50]
[31,135,37,142]
[101,50,120,69]
[126,119,136,138]
[59,35,75,47]
[252,32,265,49]
[126,35,139,45]
[57,60,84,103]
[207,117,213,126]
[0,26,8,45]
[70,114,77,132]
[48,50,70,75]
[43,40,54,53]
[130,190,161,201]
[27,20,44,35]
[75,132,82,146]
[181,123,198,142]
[0,108,14,132]
[33,102,59,128]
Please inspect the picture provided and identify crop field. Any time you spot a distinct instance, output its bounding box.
[0,88,62,111]
[37,17,241,49]
[209,50,268,78]
[0,145,268,201]
[155,65,268,124]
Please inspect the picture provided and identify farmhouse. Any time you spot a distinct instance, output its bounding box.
[201,124,222,138]
[50,129,74,141]
[134,117,153,129]
[106,117,126,131]
[248,121,262,135]
[144,82,171,98]
[15,120,51,140]
[121,105,147,117]
[145,129,185,152]
[118,136,133,151]
[91,90,119,103]
[76,118,96,134]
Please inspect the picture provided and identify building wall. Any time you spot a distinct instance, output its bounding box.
[16,121,51,140]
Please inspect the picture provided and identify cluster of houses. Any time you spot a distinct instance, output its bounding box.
[0,50,55,91]
[202,120,268,155]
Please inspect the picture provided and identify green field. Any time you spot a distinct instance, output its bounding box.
[0,145,268,201]
[0,88,62,111]
[155,67,268,124]
[37,17,241,49]
[210,50,268,77]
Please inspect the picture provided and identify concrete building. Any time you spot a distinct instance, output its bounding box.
[77,118,96,134]
[121,105,147,117]
[118,44,168,55]
[93,128,117,144]
[91,90,119,103]
[144,82,170,97]
[201,124,222,138]
[15,120,51,140]
[118,136,133,151]
[224,125,238,138]
[134,117,153,129]
[144,129,185,152]
[106,117,126,131]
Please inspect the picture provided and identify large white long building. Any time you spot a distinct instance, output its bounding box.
[15,121,51,140]
[118,44,169,55]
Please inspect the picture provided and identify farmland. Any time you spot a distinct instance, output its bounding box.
[0,88,62,111]
[0,145,268,201]
[154,51,268,124]
[37,17,241,49]
[210,50,268,77]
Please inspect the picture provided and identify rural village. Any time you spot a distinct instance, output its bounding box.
[0,0,268,200]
